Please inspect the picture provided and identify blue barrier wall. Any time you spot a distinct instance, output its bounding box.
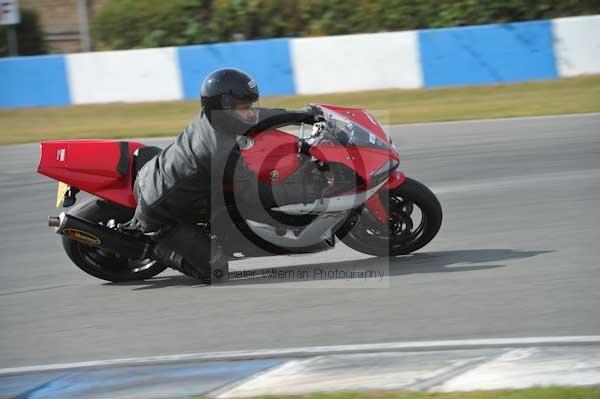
[177,38,296,100]
[418,20,559,88]
[0,55,71,108]
[1,17,598,108]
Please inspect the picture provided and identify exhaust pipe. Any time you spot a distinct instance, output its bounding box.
[48,216,61,228]
[49,212,152,260]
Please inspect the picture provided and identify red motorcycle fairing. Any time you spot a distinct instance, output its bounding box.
[317,104,405,222]
[241,129,302,184]
[241,104,404,222]
[308,146,398,188]
[37,140,145,208]
[306,147,404,224]
[364,170,407,224]
[240,129,400,189]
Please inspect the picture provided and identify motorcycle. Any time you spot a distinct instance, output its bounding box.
[38,104,442,282]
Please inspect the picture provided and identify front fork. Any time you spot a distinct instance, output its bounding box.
[364,170,406,225]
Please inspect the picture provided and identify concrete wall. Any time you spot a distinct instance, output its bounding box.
[418,20,558,87]
[0,15,598,108]
[291,31,422,94]
[66,48,182,104]
[552,15,600,77]
[177,38,295,99]
[0,55,71,107]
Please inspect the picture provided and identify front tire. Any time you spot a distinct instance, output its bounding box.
[336,177,442,256]
[62,198,167,282]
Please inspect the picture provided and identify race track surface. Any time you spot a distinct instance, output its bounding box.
[1,114,599,369]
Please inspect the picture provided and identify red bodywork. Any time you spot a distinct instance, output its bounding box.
[37,104,405,222]
[240,104,405,223]
[38,140,145,208]
[241,104,403,187]
[241,129,302,184]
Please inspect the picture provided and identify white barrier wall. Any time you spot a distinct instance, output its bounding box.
[66,48,183,104]
[553,15,600,77]
[291,31,422,95]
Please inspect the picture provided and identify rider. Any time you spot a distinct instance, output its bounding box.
[132,67,323,283]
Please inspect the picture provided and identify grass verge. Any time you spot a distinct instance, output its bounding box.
[192,387,600,399]
[1,76,599,145]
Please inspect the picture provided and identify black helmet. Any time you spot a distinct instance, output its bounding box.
[200,68,260,132]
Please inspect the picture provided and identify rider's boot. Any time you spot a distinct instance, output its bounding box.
[151,225,229,285]
[151,240,209,282]
[150,223,211,283]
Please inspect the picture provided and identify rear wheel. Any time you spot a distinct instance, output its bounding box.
[62,199,167,282]
[336,177,442,256]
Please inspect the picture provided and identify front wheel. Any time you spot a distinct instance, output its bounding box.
[336,177,442,256]
[62,198,168,282]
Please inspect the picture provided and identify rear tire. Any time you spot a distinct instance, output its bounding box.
[62,198,167,282]
[336,177,442,256]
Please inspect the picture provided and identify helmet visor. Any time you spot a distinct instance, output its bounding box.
[221,95,259,125]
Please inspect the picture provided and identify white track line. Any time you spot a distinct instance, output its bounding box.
[2,336,600,377]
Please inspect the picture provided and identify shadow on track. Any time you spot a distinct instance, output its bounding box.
[106,249,552,290]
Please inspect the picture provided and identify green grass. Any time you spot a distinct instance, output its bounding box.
[190,387,600,399]
[1,76,599,145]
